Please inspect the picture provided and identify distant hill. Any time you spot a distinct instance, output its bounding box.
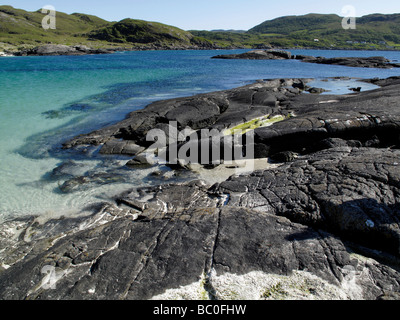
[210,29,247,33]
[1,6,399,52]
[247,13,400,48]
[0,5,110,46]
[88,18,213,48]
[249,13,341,34]
[0,5,213,52]
[193,13,400,50]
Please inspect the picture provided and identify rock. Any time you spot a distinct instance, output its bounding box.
[362,76,400,87]
[254,143,270,158]
[100,139,145,156]
[126,153,157,167]
[59,172,126,193]
[313,138,362,151]
[0,51,13,57]
[14,44,116,56]
[364,135,380,148]
[212,50,400,69]
[212,49,292,60]
[62,78,306,150]
[293,54,316,61]
[214,147,400,256]
[307,87,328,94]
[270,151,298,162]
[292,79,308,91]
[63,76,400,171]
[254,77,400,156]
[51,160,90,178]
[301,56,400,69]
[1,160,400,300]
[3,77,398,300]
[33,44,79,56]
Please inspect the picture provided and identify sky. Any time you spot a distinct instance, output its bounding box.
[2,0,400,30]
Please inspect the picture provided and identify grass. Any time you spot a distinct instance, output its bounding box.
[0,5,211,50]
[224,114,291,136]
[261,282,288,299]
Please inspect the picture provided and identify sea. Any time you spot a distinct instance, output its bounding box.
[1,49,400,222]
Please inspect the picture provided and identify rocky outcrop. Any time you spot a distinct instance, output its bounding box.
[212,50,400,69]
[214,147,400,255]
[61,78,310,151]
[299,55,400,69]
[212,49,292,60]
[1,77,400,300]
[252,77,400,157]
[10,42,220,57]
[1,148,400,300]
[62,76,400,162]
[14,44,116,56]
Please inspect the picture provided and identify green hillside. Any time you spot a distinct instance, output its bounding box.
[247,13,400,49]
[0,5,111,48]
[193,13,400,50]
[0,5,212,52]
[1,6,399,52]
[88,18,213,47]
[249,14,342,34]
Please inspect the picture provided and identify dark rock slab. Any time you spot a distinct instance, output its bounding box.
[301,56,400,69]
[214,147,400,256]
[212,50,400,69]
[99,139,145,156]
[212,49,292,60]
[253,78,400,156]
[1,163,400,299]
[63,77,400,165]
[62,78,306,150]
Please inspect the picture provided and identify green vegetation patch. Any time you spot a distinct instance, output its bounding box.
[224,114,290,136]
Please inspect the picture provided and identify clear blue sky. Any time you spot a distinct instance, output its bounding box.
[3,0,400,30]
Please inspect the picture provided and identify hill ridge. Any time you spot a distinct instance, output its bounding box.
[1,6,400,52]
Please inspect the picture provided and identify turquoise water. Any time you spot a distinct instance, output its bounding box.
[1,49,400,222]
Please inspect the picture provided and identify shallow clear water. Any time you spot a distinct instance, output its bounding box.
[0,49,400,222]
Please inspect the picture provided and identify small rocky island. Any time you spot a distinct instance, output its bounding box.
[1,75,400,300]
[212,49,400,69]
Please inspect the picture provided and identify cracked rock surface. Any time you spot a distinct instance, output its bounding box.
[1,147,400,300]
[1,77,400,300]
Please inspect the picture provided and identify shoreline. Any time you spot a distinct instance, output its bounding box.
[1,74,400,300]
[2,43,400,57]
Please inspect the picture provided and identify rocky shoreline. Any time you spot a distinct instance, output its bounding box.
[212,49,400,69]
[4,45,400,58]
[12,44,117,56]
[1,75,400,300]
[2,43,218,57]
